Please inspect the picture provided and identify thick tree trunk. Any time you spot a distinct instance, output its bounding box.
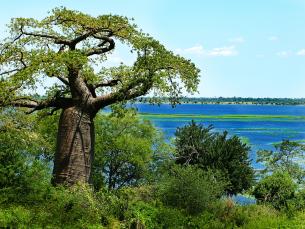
[52,106,95,185]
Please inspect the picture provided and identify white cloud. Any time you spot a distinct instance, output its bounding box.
[208,46,238,57]
[268,36,278,41]
[176,45,238,57]
[296,49,305,56]
[229,37,245,43]
[184,45,205,55]
[276,51,290,57]
[176,45,204,55]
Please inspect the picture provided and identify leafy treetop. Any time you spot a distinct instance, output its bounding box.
[257,140,305,184]
[0,7,200,113]
[174,121,254,195]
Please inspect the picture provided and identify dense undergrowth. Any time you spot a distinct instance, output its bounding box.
[1,107,305,228]
[2,182,305,228]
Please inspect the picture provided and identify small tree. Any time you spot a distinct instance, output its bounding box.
[253,171,296,210]
[92,106,169,190]
[0,8,200,185]
[174,121,254,195]
[0,109,52,203]
[257,140,305,183]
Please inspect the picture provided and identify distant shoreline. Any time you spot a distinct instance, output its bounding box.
[136,102,305,106]
[139,113,305,121]
[136,97,305,106]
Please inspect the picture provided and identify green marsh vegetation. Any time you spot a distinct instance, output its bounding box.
[140,113,305,122]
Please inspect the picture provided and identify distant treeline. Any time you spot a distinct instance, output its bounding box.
[136,97,305,105]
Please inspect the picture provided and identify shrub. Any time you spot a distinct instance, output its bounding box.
[0,206,31,228]
[253,171,297,210]
[157,165,226,215]
[155,206,187,228]
[0,183,104,228]
[174,121,254,195]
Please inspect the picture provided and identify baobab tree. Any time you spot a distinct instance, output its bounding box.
[0,7,200,185]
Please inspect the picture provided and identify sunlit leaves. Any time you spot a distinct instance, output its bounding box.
[174,121,254,195]
[93,106,169,190]
[257,140,305,184]
[1,7,200,108]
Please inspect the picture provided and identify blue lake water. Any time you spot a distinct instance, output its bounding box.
[131,104,305,169]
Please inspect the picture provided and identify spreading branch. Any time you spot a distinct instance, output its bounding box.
[0,68,21,76]
[56,76,69,85]
[93,74,153,109]
[69,28,109,47]
[86,35,115,56]
[94,79,120,89]
[0,51,27,76]
[20,26,71,46]
[7,96,74,114]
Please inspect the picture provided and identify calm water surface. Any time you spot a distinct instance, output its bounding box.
[132,104,305,169]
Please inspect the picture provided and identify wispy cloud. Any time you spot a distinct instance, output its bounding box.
[178,45,204,55]
[268,36,279,41]
[229,37,245,43]
[176,45,238,57]
[208,46,238,57]
[296,49,305,56]
[276,51,290,57]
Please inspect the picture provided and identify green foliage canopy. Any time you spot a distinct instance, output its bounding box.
[257,140,305,184]
[0,7,200,112]
[93,106,170,190]
[0,109,54,204]
[158,165,226,215]
[253,172,297,210]
[174,121,254,195]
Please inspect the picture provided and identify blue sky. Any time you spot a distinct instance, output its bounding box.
[1,0,305,98]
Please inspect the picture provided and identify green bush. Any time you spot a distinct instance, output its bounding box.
[40,184,102,227]
[0,183,104,228]
[157,165,226,215]
[0,206,31,228]
[253,171,297,210]
[155,206,187,228]
[174,121,254,195]
[209,199,250,228]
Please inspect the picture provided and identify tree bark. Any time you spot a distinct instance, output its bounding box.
[52,106,95,185]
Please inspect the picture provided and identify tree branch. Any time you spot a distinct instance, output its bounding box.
[20,27,71,46]
[56,76,69,86]
[0,51,28,76]
[93,76,153,110]
[10,99,38,109]
[58,44,67,53]
[86,36,115,56]
[6,97,74,114]
[67,67,92,99]
[70,29,106,46]
[94,79,120,89]
[0,68,21,76]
